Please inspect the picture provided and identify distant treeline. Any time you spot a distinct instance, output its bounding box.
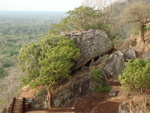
[0,11,66,78]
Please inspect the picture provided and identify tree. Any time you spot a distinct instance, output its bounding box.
[119,59,150,91]
[18,34,80,108]
[49,6,107,34]
[122,1,150,42]
[81,0,112,10]
[81,0,125,39]
[0,66,23,112]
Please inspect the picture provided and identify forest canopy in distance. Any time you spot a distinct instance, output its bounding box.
[0,11,66,78]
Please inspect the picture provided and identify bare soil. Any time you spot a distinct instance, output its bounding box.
[74,92,120,113]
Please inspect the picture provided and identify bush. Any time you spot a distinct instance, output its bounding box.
[89,67,110,92]
[93,85,110,93]
[18,34,80,88]
[89,67,105,87]
[119,58,150,91]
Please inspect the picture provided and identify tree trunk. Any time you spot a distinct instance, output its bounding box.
[140,24,145,43]
[46,88,52,109]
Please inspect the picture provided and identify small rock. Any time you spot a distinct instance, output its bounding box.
[109,90,118,97]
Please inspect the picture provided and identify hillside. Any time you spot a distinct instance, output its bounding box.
[0,11,66,111]
[5,29,150,113]
[1,0,150,113]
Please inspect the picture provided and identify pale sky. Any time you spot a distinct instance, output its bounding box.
[0,0,83,11]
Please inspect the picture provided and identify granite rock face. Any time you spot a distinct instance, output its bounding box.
[64,29,114,69]
[104,51,126,78]
[120,47,137,60]
[52,74,96,107]
[31,88,48,110]
[118,104,129,113]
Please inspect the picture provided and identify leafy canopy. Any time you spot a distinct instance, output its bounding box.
[18,34,80,88]
[49,6,108,34]
[119,59,150,91]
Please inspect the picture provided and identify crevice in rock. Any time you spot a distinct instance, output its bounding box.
[94,56,99,62]
[71,56,102,75]
[85,60,92,67]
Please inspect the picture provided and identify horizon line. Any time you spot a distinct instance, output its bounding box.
[0,10,68,12]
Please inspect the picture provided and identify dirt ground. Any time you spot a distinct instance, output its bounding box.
[19,62,150,113]
[18,85,41,99]
[74,92,121,113]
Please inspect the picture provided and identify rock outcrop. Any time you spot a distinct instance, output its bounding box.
[63,29,114,69]
[118,104,129,113]
[31,88,48,110]
[52,74,96,107]
[119,47,137,60]
[104,51,126,78]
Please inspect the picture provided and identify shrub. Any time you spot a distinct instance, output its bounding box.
[89,67,110,92]
[89,67,105,87]
[119,58,150,91]
[93,85,110,93]
[18,34,80,88]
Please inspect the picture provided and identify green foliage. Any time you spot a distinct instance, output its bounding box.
[103,54,109,60]
[18,34,80,88]
[0,69,4,78]
[145,25,150,31]
[0,100,5,105]
[49,6,108,34]
[0,11,65,79]
[89,67,110,93]
[119,59,150,91]
[89,67,105,87]
[93,85,110,93]
[35,88,43,96]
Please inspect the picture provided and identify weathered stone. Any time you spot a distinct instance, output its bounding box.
[52,74,96,107]
[118,104,129,113]
[103,51,126,78]
[109,90,118,97]
[65,29,114,69]
[31,88,48,110]
[120,47,137,60]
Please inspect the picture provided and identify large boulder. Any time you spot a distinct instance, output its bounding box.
[52,74,96,107]
[64,29,114,68]
[103,51,126,79]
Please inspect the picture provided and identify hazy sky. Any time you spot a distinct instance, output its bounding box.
[0,0,83,11]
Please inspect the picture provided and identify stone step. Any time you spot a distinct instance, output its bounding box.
[48,111,76,113]
[15,103,22,105]
[109,90,118,97]
[13,111,21,113]
[13,107,21,110]
[48,108,75,112]
[13,109,22,111]
[13,110,21,113]
[26,111,75,113]
[15,101,23,103]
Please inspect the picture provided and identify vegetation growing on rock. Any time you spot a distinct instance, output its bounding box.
[49,6,110,35]
[89,67,110,93]
[18,34,80,107]
[119,58,150,91]
[19,34,80,86]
